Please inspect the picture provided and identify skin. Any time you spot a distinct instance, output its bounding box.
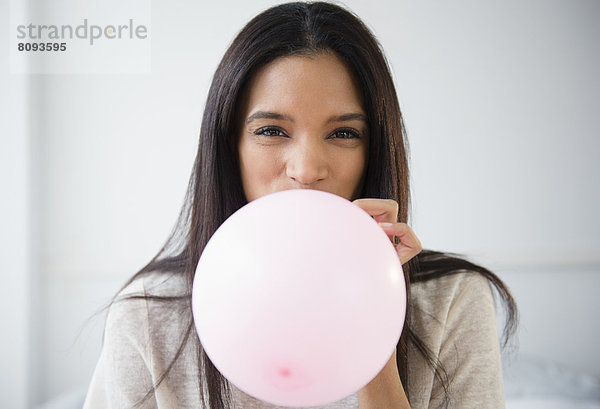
[237,51,369,201]
[237,52,420,408]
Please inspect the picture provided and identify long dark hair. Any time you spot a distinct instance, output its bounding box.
[115,2,517,407]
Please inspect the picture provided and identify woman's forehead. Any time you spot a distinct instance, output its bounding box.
[240,53,366,118]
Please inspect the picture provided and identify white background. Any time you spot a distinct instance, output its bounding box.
[1,0,599,407]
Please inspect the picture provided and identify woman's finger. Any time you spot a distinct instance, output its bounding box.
[352,198,421,264]
[352,198,399,224]
[378,222,422,265]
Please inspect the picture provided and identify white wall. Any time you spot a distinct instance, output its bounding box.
[1,1,32,407]
[388,1,600,267]
[2,0,599,406]
[499,267,600,376]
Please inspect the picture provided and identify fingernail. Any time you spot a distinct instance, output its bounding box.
[378,222,393,227]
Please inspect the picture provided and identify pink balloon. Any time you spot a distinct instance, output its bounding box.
[192,189,406,407]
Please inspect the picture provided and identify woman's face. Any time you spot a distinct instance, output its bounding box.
[237,52,369,202]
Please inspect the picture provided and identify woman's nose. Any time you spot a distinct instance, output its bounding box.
[285,139,328,186]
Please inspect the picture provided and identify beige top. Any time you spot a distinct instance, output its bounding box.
[83,270,505,409]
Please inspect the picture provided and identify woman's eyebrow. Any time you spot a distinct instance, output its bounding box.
[246,111,367,124]
[246,111,293,124]
[326,113,367,123]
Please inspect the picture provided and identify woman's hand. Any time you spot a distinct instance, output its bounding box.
[352,199,417,408]
[356,349,411,409]
[352,198,422,265]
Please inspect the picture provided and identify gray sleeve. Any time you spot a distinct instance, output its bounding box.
[430,274,506,409]
[82,291,158,409]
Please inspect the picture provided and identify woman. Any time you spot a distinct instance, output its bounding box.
[83,2,517,408]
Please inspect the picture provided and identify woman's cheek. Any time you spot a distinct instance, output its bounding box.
[243,149,283,201]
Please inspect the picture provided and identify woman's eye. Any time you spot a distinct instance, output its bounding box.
[255,127,286,137]
[331,128,360,139]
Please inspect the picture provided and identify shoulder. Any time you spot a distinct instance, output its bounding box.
[105,271,191,345]
[408,272,505,408]
[85,271,194,408]
[120,270,189,297]
[109,270,188,312]
[408,271,499,364]
[410,271,494,320]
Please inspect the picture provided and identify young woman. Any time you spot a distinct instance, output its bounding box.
[83,2,517,408]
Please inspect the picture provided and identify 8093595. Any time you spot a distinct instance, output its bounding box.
[18,42,67,52]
